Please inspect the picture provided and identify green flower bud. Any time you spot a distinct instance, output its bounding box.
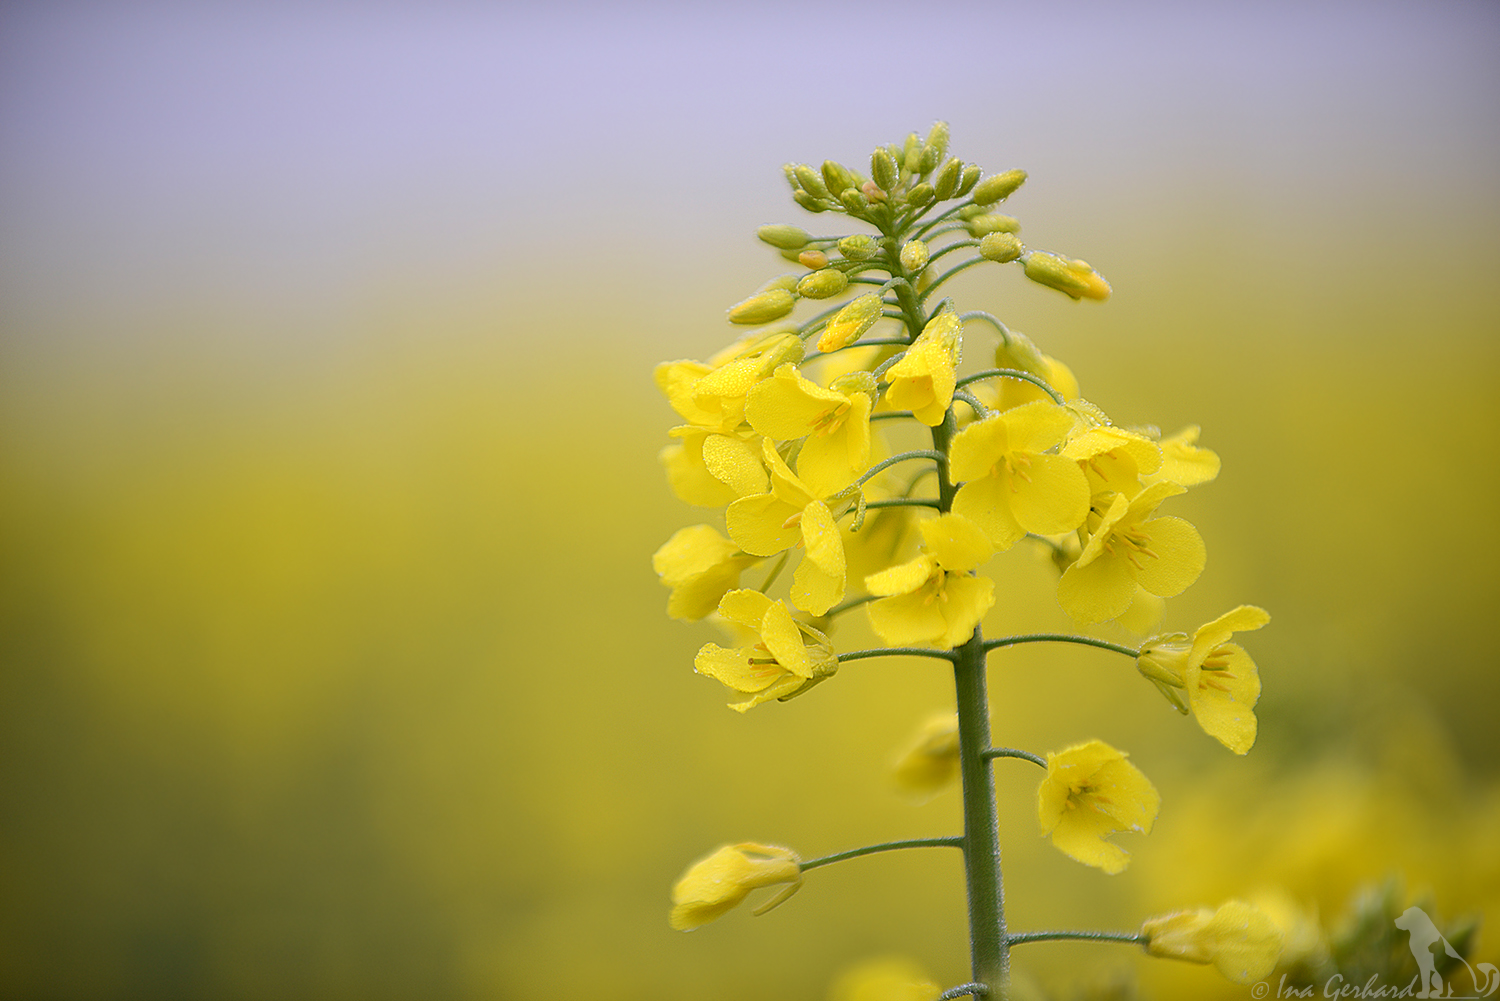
[818,292,884,351]
[793,164,829,199]
[798,249,830,269]
[729,288,797,324]
[829,369,878,399]
[906,182,935,209]
[757,224,813,250]
[993,328,1048,379]
[899,239,930,272]
[821,160,857,196]
[758,274,801,293]
[792,190,828,213]
[901,132,921,172]
[839,188,867,213]
[837,234,880,260]
[957,204,986,220]
[782,164,800,193]
[917,144,940,175]
[933,158,963,200]
[925,121,950,161]
[956,164,982,197]
[796,268,849,300]
[965,214,1021,238]
[1022,252,1112,301]
[871,148,899,191]
[972,169,1027,205]
[978,232,1024,263]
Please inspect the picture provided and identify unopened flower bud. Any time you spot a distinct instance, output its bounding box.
[757,224,812,250]
[860,180,887,203]
[793,164,829,199]
[828,369,878,399]
[901,132,922,172]
[933,157,963,200]
[925,121,950,161]
[972,169,1027,205]
[917,144,940,175]
[796,268,849,300]
[792,190,827,213]
[837,234,879,260]
[899,239,930,272]
[839,188,867,213]
[966,214,1021,237]
[729,288,797,325]
[819,292,884,351]
[798,249,829,269]
[821,160,857,196]
[906,182,935,208]
[871,148,899,191]
[781,163,800,193]
[759,274,801,293]
[956,164,982,197]
[1022,252,1112,300]
[979,232,1024,263]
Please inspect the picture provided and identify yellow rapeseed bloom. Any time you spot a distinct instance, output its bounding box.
[745,363,873,497]
[890,713,961,803]
[865,514,995,650]
[725,439,846,615]
[694,589,838,711]
[1057,482,1206,624]
[882,308,960,426]
[950,400,1091,550]
[660,426,765,507]
[1141,900,1284,984]
[669,842,803,930]
[1038,739,1160,874]
[651,525,759,621]
[1144,425,1221,488]
[1136,605,1270,754]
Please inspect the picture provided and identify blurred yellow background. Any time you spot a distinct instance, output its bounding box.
[2,2,1498,999]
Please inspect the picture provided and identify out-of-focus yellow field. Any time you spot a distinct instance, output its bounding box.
[3,6,1498,1000]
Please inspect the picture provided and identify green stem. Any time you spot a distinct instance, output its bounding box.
[936,985,988,1000]
[931,411,1008,997]
[861,498,942,510]
[800,836,963,871]
[757,550,790,593]
[824,593,878,619]
[918,256,991,302]
[857,449,947,487]
[953,368,1064,404]
[983,634,1139,658]
[983,747,1046,768]
[837,647,957,665]
[952,389,990,420]
[1006,930,1145,947]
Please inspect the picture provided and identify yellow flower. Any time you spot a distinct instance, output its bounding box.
[694,589,838,711]
[882,308,960,426]
[1037,739,1159,874]
[890,713,960,803]
[1136,605,1270,754]
[1056,482,1206,624]
[865,514,995,650]
[1141,900,1284,984]
[651,525,759,621]
[659,426,766,507]
[1062,415,1163,499]
[1144,425,1221,488]
[655,331,804,433]
[745,363,873,497]
[725,439,846,615]
[668,842,803,931]
[828,956,942,1001]
[949,400,1092,550]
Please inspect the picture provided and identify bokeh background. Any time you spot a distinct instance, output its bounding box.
[3,1,1498,998]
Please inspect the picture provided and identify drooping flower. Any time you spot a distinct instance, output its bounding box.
[651,525,759,621]
[745,364,873,497]
[1057,481,1206,624]
[865,514,995,650]
[694,589,838,711]
[949,400,1091,550]
[659,426,766,507]
[1141,900,1284,984]
[725,439,846,615]
[1037,739,1160,874]
[882,308,961,426]
[669,842,803,931]
[1136,605,1270,754]
[889,713,960,804]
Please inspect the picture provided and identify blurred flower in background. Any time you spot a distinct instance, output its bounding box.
[1,1,1497,998]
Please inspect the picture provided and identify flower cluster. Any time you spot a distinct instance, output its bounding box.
[653,124,1278,997]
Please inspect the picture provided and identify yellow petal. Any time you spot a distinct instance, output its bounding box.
[952,475,1026,551]
[1008,451,1091,536]
[1057,550,1136,623]
[790,501,846,615]
[919,513,993,573]
[1132,516,1206,598]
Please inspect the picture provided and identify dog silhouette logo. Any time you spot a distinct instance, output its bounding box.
[1393,906,1498,998]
